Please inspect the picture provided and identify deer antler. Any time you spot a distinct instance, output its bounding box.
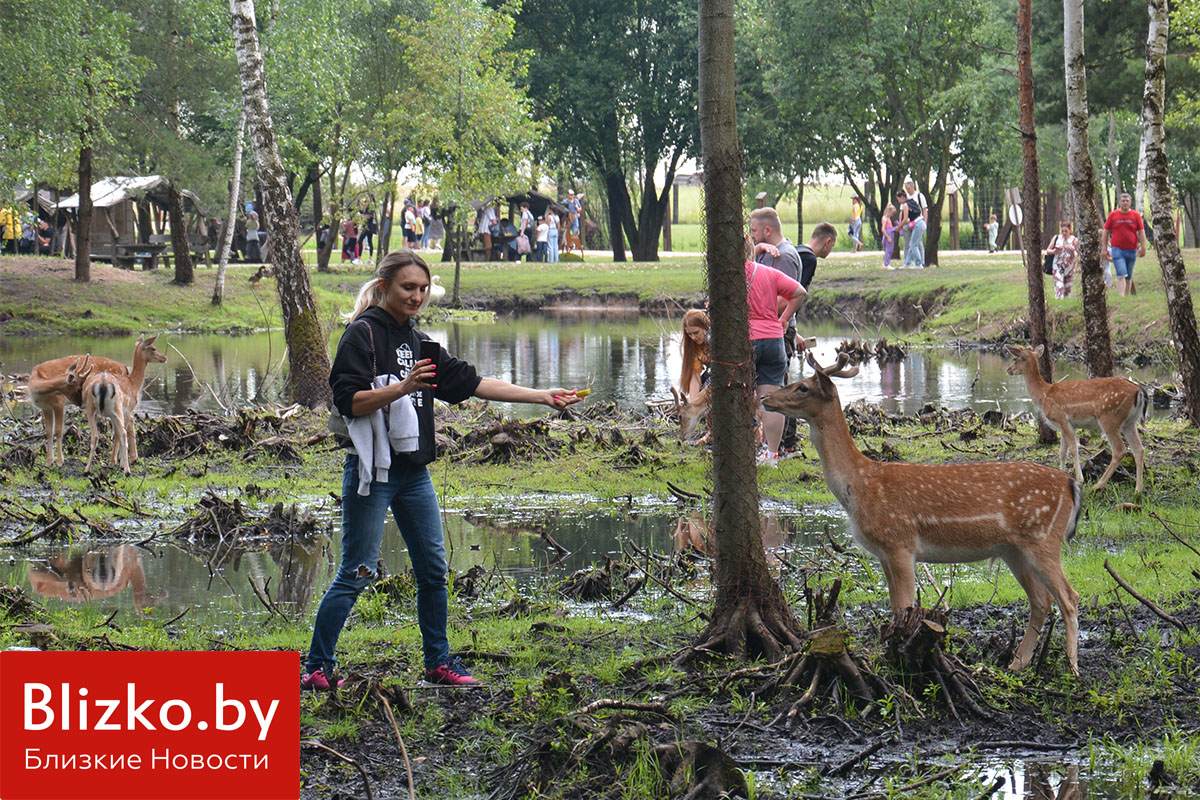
[806,352,860,379]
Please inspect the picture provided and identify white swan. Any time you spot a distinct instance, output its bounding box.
[428,275,446,304]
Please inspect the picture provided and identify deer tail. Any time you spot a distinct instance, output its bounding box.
[1065,477,1083,543]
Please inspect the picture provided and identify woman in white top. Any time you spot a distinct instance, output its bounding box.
[1045,220,1078,299]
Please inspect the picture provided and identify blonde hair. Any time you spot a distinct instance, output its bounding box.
[679,309,710,397]
[744,233,755,261]
[749,207,782,232]
[884,203,895,218]
[343,249,432,322]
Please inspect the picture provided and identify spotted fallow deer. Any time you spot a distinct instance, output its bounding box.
[1006,345,1148,494]
[763,353,1082,675]
[82,371,131,474]
[27,335,167,467]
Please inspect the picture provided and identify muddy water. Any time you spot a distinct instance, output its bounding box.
[0,504,840,625]
[1,313,1175,419]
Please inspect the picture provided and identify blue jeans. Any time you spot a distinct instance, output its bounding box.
[1110,247,1137,279]
[904,218,926,267]
[547,231,559,262]
[306,454,449,673]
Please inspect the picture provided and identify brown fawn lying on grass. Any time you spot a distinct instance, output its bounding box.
[763,353,1083,675]
[1006,345,1148,494]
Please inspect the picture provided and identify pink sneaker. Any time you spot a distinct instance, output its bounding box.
[301,668,344,692]
[424,658,479,686]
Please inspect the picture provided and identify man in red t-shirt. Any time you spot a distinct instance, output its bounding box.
[1101,192,1147,297]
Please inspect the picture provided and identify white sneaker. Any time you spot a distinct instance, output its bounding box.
[755,450,778,467]
[352,259,362,265]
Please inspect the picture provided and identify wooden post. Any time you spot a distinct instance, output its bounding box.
[755,191,767,209]
[672,183,680,225]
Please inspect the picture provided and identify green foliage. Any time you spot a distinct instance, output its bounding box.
[0,0,144,187]
[399,0,540,209]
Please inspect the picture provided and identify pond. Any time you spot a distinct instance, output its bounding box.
[1,313,1177,420]
[0,501,840,626]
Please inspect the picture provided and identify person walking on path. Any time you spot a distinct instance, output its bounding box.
[848,196,864,252]
[1045,220,1078,299]
[245,210,262,263]
[881,204,897,268]
[546,208,560,263]
[986,214,999,253]
[303,249,582,691]
[1101,192,1147,297]
[894,191,910,262]
[902,179,928,268]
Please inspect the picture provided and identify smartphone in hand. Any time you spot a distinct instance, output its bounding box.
[419,339,440,365]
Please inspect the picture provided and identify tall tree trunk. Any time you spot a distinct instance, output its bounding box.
[230,0,332,408]
[1064,0,1113,377]
[796,182,804,244]
[1018,0,1055,443]
[75,141,92,283]
[605,171,628,262]
[1135,131,1148,212]
[1143,0,1200,426]
[168,182,194,285]
[213,110,245,305]
[693,0,802,662]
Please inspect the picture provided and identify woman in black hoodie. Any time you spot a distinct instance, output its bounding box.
[303,249,582,690]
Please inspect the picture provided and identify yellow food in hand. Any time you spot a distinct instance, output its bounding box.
[573,388,591,397]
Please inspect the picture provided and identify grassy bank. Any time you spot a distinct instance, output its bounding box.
[6,250,1197,363]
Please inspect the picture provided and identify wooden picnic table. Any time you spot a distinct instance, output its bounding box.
[114,242,168,270]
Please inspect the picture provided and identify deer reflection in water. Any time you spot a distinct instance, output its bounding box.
[672,513,790,566]
[28,545,154,610]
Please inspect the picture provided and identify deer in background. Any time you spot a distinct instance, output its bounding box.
[1006,345,1148,495]
[763,353,1082,675]
[27,335,167,467]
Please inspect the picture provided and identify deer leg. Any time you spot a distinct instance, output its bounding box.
[880,552,917,614]
[40,402,58,465]
[126,411,138,463]
[1123,420,1145,495]
[1093,422,1127,492]
[113,414,130,475]
[1003,553,1054,671]
[85,406,100,474]
[1061,424,1083,483]
[1036,559,1080,676]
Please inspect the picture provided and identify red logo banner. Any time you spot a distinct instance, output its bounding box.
[0,651,299,800]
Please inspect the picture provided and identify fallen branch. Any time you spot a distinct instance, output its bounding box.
[1104,559,1189,633]
[372,688,416,800]
[302,740,372,800]
[576,699,671,717]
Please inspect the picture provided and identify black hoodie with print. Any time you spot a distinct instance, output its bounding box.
[329,306,481,466]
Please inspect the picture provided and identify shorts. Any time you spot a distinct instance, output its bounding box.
[752,337,787,387]
[1110,247,1137,279]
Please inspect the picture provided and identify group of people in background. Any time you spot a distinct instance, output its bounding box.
[676,207,837,467]
[877,179,929,269]
[0,206,53,256]
[1042,192,1148,300]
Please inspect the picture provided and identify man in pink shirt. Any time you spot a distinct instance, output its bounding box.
[745,236,807,466]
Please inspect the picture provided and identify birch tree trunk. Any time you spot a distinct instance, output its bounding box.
[230,0,331,408]
[1018,0,1055,443]
[692,0,802,662]
[1143,0,1200,426]
[1064,0,1113,377]
[213,110,245,305]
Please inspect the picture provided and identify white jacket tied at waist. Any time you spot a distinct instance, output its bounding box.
[342,374,420,496]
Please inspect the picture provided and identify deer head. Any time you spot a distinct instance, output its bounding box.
[65,355,94,389]
[762,353,860,421]
[137,334,168,365]
[1005,344,1044,375]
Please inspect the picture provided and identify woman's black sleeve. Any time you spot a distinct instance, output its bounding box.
[329,324,375,417]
